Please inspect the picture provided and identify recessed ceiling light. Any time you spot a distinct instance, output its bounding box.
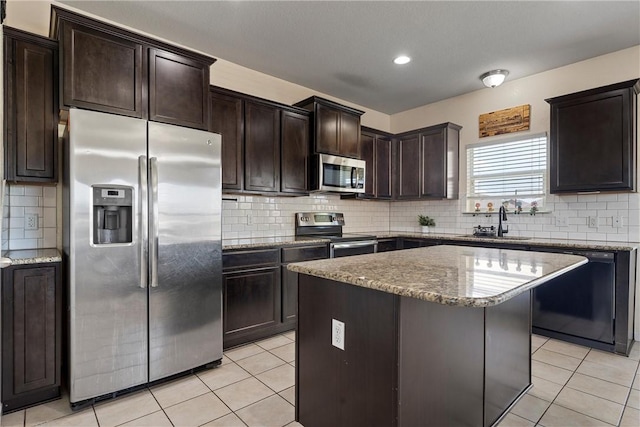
[393,55,411,65]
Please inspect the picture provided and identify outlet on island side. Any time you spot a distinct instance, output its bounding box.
[332,318,345,350]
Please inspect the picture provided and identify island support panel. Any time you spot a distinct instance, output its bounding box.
[297,274,531,427]
[296,276,398,427]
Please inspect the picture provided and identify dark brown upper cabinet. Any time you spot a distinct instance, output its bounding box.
[58,19,143,117]
[51,6,215,130]
[244,100,280,193]
[357,127,392,199]
[281,110,310,194]
[420,123,460,199]
[395,133,421,199]
[210,90,244,191]
[3,27,58,183]
[294,96,364,159]
[148,48,210,129]
[210,86,310,195]
[394,122,461,200]
[546,79,639,193]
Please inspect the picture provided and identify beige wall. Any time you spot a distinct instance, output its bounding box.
[4,0,390,130]
[391,46,640,194]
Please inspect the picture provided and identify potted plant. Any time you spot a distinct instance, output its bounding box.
[418,215,436,233]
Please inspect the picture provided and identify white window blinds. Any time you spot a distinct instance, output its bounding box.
[467,134,547,199]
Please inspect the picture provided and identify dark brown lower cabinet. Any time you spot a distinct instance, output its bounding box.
[281,244,329,325]
[222,244,328,349]
[222,249,282,348]
[2,263,61,412]
[376,238,399,252]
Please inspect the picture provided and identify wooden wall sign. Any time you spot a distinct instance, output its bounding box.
[479,104,530,137]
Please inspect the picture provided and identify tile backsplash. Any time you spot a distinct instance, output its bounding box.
[222,193,390,238]
[2,185,638,252]
[390,193,640,243]
[4,184,57,250]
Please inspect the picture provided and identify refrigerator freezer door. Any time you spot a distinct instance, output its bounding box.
[66,109,148,403]
[148,122,222,381]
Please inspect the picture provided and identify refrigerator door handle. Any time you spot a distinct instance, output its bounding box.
[139,156,148,288]
[150,157,159,288]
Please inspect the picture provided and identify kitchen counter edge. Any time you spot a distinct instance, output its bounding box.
[2,248,62,265]
[222,233,638,251]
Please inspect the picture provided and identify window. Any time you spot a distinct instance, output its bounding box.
[466,133,547,213]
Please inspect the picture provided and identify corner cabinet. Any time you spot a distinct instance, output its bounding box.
[359,127,392,199]
[3,27,58,183]
[546,79,639,193]
[222,243,328,348]
[51,6,214,130]
[210,86,310,195]
[394,122,461,200]
[294,96,364,158]
[2,263,62,412]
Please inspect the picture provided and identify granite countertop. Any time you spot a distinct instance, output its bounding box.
[288,245,587,307]
[221,232,638,252]
[381,232,639,251]
[222,235,329,250]
[2,248,62,266]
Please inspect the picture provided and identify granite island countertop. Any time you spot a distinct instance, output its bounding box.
[2,248,62,265]
[288,245,587,307]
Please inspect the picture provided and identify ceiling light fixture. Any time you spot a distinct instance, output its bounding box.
[393,55,411,65]
[480,69,509,88]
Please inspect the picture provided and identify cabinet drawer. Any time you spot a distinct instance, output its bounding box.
[281,245,329,263]
[223,248,280,270]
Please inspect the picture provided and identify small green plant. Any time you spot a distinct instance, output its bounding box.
[418,215,435,227]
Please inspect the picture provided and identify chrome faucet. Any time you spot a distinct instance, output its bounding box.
[498,206,508,237]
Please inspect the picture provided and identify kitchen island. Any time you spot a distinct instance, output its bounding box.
[288,245,587,427]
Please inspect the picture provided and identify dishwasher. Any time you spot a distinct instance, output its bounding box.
[532,250,615,346]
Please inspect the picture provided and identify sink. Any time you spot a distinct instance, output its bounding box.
[457,234,532,241]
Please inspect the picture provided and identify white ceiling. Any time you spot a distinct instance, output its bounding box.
[58,1,640,114]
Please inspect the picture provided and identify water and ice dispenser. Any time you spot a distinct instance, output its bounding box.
[92,186,133,244]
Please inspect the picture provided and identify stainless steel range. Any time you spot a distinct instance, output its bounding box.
[295,212,377,257]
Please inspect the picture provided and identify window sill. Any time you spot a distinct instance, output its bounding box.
[462,211,551,216]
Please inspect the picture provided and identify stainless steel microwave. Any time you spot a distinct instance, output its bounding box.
[312,154,366,193]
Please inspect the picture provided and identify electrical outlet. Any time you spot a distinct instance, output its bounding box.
[556,216,567,227]
[25,213,38,230]
[332,319,345,350]
[588,216,597,228]
[247,214,252,225]
[613,216,622,228]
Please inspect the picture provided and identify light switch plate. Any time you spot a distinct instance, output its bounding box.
[588,216,597,228]
[332,319,345,350]
[25,213,38,230]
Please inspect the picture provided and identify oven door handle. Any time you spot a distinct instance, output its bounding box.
[330,240,378,257]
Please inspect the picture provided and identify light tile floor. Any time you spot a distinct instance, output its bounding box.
[499,335,640,427]
[1,332,638,426]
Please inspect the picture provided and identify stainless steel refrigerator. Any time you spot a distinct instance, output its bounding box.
[63,108,222,405]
